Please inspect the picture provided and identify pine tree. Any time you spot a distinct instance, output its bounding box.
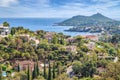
[18,63,20,72]
[52,36,58,44]
[0,65,2,80]
[3,22,10,27]
[27,65,30,80]
[44,58,47,79]
[53,62,56,79]
[61,38,66,45]
[48,60,51,80]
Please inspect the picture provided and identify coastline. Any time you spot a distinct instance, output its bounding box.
[0,18,100,36]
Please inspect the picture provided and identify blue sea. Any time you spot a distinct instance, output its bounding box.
[0,18,94,36]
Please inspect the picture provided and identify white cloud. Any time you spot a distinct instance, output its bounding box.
[19,0,50,8]
[0,0,120,19]
[50,0,120,18]
[37,0,50,6]
[0,0,18,7]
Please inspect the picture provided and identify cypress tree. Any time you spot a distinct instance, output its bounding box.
[32,65,35,79]
[57,64,60,76]
[0,65,2,80]
[18,63,20,72]
[53,62,56,79]
[11,28,15,35]
[27,65,30,80]
[36,62,39,76]
[32,63,37,79]
[48,60,51,80]
[34,63,37,78]
[32,70,34,79]
[44,58,47,79]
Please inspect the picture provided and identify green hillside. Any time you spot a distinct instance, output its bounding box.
[57,13,120,27]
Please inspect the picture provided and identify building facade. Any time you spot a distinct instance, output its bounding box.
[0,24,10,36]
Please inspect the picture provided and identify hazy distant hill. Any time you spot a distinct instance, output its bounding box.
[56,13,120,34]
[57,13,120,27]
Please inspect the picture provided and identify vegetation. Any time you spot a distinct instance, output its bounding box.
[103,62,120,80]
[27,65,30,80]
[0,23,120,80]
[18,63,20,72]
[32,63,37,79]
[44,58,47,79]
[53,62,56,79]
[3,22,10,27]
[0,65,2,80]
[48,59,52,80]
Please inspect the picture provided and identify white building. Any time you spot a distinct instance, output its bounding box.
[66,46,77,54]
[0,24,10,36]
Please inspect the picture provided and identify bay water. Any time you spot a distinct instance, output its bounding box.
[0,18,94,36]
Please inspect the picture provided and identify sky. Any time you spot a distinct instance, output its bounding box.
[0,0,120,19]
